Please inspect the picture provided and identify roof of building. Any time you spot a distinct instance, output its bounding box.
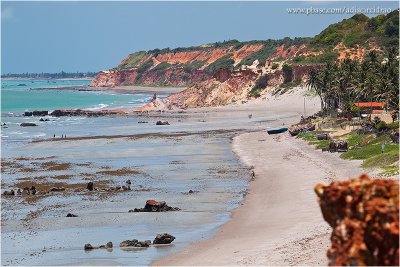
[354,102,384,108]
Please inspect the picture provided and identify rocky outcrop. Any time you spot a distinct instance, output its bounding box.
[153,233,175,244]
[315,175,399,266]
[162,69,258,109]
[90,67,211,88]
[129,200,180,212]
[84,242,113,250]
[119,239,151,248]
[50,109,125,117]
[20,122,38,127]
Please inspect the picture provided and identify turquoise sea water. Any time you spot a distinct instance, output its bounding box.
[1,79,155,114]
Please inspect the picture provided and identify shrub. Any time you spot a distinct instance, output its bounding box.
[137,59,154,73]
[282,64,293,83]
[271,63,279,69]
[376,121,388,131]
[204,54,234,73]
[152,62,172,72]
[248,75,268,98]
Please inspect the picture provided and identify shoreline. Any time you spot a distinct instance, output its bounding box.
[155,123,368,265]
[30,85,186,95]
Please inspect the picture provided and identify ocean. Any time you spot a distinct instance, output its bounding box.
[0,79,249,265]
[1,79,156,114]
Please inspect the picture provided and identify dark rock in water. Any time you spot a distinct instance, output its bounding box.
[24,112,33,116]
[39,118,50,122]
[18,83,27,86]
[106,242,113,248]
[120,239,151,248]
[138,121,148,124]
[2,189,15,196]
[66,213,78,217]
[87,182,94,191]
[132,200,180,212]
[84,244,93,250]
[32,110,48,116]
[50,109,123,117]
[153,233,175,244]
[20,122,38,127]
[156,121,170,125]
[188,190,194,194]
[30,186,36,195]
[49,187,65,192]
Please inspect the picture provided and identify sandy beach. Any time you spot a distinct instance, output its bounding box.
[1,87,379,265]
[155,92,370,265]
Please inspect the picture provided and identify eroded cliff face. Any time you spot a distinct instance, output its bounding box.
[315,174,399,266]
[162,69,258,109]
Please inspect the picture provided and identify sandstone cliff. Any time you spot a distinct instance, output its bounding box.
[315,175,399,266]
[91,11,398,109]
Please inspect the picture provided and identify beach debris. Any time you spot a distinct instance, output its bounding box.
[156,121,170,125]
[153,233,175,244]
[188,190,194,194]
[20,122,38,127]
[138,121,148,124]
[2,189,15,196]
[328,140,348,152]
[314,174,399,266]
[87,182,94,191]
[39,118,50,122]
[66,213,78,217]
[129,200,180,212]
[119,239,151,248]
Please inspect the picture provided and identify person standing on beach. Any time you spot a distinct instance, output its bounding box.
[381,140,386,153]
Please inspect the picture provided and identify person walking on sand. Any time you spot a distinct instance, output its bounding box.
[381,140,386,153]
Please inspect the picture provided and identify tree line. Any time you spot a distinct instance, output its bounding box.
[307,49,399,114]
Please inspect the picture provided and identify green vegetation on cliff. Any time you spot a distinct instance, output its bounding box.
[106,10,399,87]
[117,51,147,69]
[204,54,234,73]
[311,10,399,49]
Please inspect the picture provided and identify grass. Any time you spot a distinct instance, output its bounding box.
[297,131,330,149]
[340,134,397,160]
[117,51,147,69]
[297,130,399,176]
[340,132,399,176]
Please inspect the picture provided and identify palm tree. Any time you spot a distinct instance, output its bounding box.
[307,69,325,110]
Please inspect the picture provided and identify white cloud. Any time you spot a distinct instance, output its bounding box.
[1,7,14,21]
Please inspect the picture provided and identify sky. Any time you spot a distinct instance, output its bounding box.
[1,1,398,74]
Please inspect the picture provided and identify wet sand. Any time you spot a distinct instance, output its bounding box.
[155,128,368,266]
[153,88,382,265]
[2,87,329,265]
